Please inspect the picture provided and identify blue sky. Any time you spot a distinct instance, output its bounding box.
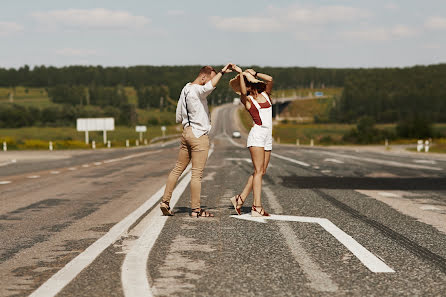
[1,0,445,68]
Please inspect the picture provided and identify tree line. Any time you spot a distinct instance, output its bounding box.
[1,64,445,130]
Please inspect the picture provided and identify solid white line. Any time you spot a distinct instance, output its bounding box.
[0,181,12,185]
[271,152,310,167]
[234,214,394,273]
[121,172,190,297]
[121,145,214,297]
[29,144,211,297]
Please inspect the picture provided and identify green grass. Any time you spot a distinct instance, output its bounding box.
[0,125,181,150]
[272,87,342,98]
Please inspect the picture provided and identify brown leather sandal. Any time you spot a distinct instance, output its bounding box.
[251,205,270,217]
[230,194,244,215]
[190,208,214,218]
[160,201,173,216]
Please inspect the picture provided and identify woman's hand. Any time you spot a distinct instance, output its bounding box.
[232,65,243,73]
[221,63,233,74]
[245,69,256,76]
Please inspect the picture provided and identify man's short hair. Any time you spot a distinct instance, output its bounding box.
[199,66,217,76]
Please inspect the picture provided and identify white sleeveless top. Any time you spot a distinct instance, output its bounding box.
[248,92,273,129]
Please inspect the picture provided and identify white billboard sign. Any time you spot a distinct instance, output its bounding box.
[76,118,115,144]
[135,125,147,132]
[77,118,115,132]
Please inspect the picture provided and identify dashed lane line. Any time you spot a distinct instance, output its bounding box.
[27,175,40,179]
[0,181,12,185]
[271,152,311,167]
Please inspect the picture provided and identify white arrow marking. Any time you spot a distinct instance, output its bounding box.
[232,214,395,273]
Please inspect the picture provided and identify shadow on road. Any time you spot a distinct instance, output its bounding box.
[281,176,446,190]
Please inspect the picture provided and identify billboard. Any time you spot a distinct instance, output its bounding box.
[77,118,115,132]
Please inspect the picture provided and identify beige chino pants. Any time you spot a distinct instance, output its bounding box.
[162,126,209,210]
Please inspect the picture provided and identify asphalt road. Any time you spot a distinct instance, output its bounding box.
[1,104,446,297]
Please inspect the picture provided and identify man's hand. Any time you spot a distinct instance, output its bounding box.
[221,63,233,74]
[232,64,243,73]
[245,69,256,76]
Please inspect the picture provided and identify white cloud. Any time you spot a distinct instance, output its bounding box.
[425,16,446,30]
[167,10,185,16]
[284,5,371,25]
[55,48,99,57]
[0,22,24,36]
[210,4,371,33]
[340,25,418,41]
[31,8,150,30]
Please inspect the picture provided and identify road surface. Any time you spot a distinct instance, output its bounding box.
[1,104,446,296]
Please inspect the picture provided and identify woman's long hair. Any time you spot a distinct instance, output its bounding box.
[245,77,271,98]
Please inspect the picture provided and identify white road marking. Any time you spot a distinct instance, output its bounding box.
[0,159,17,167]
[29,144,212,297]
[420,205,441,211]
[0,181,12,185]
[68,167,77,171]
[321,170,331,173]
[27,175,40,179]
[312,151,442,171]
[225,158,252,163]
[121,145,214,297]
[94,162,102,166]
[414,159,437,164]
[233,214,395,273]
[378,192,400,198]
[324,158,344,164]
[271,152,310,167]
[82,164,90,168]
[263,186,338,292]
[50,171,60,174]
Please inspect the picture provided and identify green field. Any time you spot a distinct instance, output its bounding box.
[239,108,446,147]
[0,125,180,150]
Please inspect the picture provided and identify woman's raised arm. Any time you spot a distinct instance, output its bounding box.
[246,69,273,95]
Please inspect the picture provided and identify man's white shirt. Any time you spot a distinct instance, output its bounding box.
[176,81,215,138]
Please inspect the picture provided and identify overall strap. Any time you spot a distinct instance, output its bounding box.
[249,95,261,110]
[184,89,191,126]
[262,92,272,105]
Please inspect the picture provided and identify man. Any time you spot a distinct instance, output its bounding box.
[160,63,233,217]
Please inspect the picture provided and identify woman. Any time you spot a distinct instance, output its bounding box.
[229,66,273,217]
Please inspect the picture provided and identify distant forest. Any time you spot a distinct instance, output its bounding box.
[0,64,445,127]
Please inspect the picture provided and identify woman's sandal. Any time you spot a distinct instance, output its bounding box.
[190,208,214,218]
[230,194,244,215]
[160,201,173,216]
[251,205,270,217]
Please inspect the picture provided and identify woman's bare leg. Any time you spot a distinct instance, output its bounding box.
[239,150,271,202]
[248,147,265,206]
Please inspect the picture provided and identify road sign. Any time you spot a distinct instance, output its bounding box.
[136,125,147,132]
[76,118,115,144]
[136,125,147,142]
[232,214,395,273]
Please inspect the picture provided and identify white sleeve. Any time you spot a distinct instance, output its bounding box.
[175,97,183,123]
[197,81,216,97]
